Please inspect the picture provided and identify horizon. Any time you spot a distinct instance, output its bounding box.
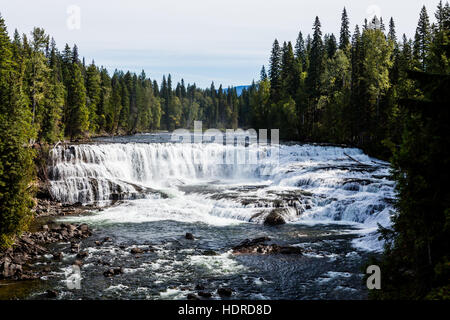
[1,0,444,88]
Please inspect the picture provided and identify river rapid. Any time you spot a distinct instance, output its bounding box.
[30,133,395,299]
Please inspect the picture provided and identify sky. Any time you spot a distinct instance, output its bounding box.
[0,0,444,88]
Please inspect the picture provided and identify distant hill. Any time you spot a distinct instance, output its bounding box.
[222,85,250,96]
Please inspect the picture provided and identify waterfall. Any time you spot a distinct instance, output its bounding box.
[48,143,275,203]
[48,142,395,231]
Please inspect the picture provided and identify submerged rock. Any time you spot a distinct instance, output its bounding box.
[202,250,218,256]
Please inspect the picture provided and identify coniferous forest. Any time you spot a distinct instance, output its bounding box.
[0,2,449,299]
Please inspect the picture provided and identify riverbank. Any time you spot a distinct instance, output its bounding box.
[0,197,94,298]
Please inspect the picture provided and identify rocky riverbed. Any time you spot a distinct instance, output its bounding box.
[0,198,95,299]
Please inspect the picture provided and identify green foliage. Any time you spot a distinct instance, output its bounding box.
[375,70,450,299]
[0,14,35,248]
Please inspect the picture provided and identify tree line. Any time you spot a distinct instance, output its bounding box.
[241,3,449,159]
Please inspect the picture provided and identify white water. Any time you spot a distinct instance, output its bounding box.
[49,142,395,251]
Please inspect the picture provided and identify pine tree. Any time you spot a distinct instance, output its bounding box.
[325,33,337,58]
[306,16,324,98]
[388,17,397,42]
[0,14,35,248]
[85,62,101,132]
[339,7,350,50]
[260,65,267,81]
[65,62,88,139]
[414,6,432,71]
[268,39,282,102]
[294,31,307,70]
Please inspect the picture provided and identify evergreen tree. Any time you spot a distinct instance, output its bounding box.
[260,65,267,81]
[339,7,350,50]
[306,16,324,99]
[388,17,397,42]
[268,39,282,102]
[0,14,35,248]
[414,6,432,70]
[65,62,88,139]
[85,62,101,132]
[295,31,307,70]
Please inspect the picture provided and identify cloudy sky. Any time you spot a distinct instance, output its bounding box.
[1,0,443,88]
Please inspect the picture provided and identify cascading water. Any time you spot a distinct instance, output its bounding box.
[33,134,398,300]
[48,141,395,230]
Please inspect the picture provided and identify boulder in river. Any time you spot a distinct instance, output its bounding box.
[202,250,218,256]
[217,287,233,297]
[103,267,123,277]
[264,209,286,225]
[130,247,144,254]
[76,251,89,259]
[232,237,302,255]
[197,291,212,298]
[185,232,194,240]
[46,290,58,298]
[187,293,199,300]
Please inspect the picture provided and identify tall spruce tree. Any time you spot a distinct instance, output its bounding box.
[268,39,282,102]
[414,6,432,70]
[339,7,350,50]
[65,61,88,139]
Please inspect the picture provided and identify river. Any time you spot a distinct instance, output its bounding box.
[29,132,395,299]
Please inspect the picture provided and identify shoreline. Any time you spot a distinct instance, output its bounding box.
[0,198,95,298]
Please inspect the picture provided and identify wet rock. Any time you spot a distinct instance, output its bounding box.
[217,287,233,297]
[264,209,286,226]
[103,267,123,277]
[278,246,302,254]
[73,260,83,267]
[202,250,218,256]
[198,291,212,298]
[97,259,110,266]
[51,225,61,232]
[95,241,102,246]
[187,293,199,300]
[130,247,144,254]
[1,257,22,278]
[46,290,58,298]
[53,252,63,260]
[0,207,94,282]
[233,237,271,250]
[103,237,111,242]
[195,284,205,290]
[232,237,302,255]
[185,233,194,240]
[12,253,28,265]
[76,251,88,259]
[78,224,89,233]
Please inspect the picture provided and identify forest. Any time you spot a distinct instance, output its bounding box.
[0,2,449,299]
